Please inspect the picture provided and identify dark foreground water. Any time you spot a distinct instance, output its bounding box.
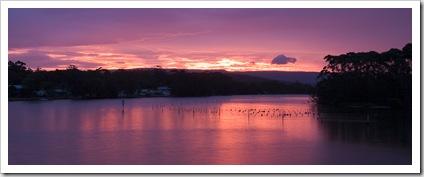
[8,95,411,165]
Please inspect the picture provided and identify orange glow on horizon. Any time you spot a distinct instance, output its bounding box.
[8,37,325,72]
[8,42,356,72]
[8,47,323,72]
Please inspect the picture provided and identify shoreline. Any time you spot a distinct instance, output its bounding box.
[8,93,313,102]
[9,95,410,110]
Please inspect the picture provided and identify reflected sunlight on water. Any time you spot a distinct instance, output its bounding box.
[9,95,411,165]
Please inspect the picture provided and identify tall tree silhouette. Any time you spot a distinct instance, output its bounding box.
[315,43,412,108]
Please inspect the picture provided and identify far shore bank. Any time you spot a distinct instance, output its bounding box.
[9,94,314,102]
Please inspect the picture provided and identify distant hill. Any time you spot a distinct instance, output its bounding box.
[230,71,319,85]
[223,72,273,83]
[123,68,319,85]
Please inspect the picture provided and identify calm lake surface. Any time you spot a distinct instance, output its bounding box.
[9,95,411,165]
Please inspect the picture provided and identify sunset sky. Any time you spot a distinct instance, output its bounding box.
[8,8,411,72]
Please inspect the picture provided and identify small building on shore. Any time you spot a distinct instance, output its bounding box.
[52,89,70,97]
[34,89,48,97]
[136,87,171,97]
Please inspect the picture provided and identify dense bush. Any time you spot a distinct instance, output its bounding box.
[314,43,412,108]
[8,63,314,99]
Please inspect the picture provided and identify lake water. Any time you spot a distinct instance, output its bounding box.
[8,95,411,165]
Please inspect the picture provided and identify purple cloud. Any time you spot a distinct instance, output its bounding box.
[271,54,297,65]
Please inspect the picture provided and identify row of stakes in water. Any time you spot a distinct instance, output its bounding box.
[151,104,316,118]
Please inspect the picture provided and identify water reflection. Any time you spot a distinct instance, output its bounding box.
[316,105,412,148]
[9,95,411,165]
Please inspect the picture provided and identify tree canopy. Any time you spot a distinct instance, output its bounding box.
[8,62,314,99]
[314,43,412,108]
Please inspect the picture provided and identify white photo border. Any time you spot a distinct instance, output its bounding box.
[1,0,420,174]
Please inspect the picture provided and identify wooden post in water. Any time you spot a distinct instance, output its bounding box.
[121,98,125,112]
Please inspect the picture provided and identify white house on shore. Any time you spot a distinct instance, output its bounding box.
[35,89,48,97]
[157,87,171,96]
[136,86,171,97]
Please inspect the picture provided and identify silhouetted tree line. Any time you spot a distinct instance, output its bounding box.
[8,62,314,99]
[314,43,412,108]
